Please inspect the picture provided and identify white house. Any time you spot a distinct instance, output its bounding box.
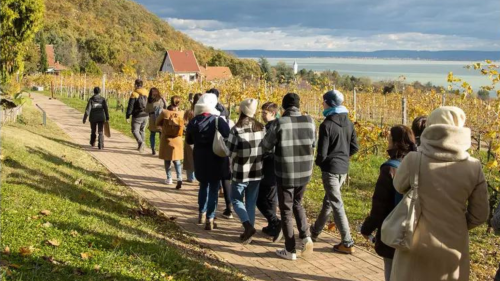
[159,50,200,82]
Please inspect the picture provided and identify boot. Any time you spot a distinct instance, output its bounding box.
[205,218,217,230]
[90,134,96,147]
[97,134,104,149]
[240,221,256,245]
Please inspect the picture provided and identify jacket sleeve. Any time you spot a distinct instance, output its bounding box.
[83,99,91,123]
[103,99,109,121]
[226,128,238,161]
[350,125,359,156]
[186,120,194,145]
[315,122,329,167]
[393,152,414,194]
[262,121,278,152]
[126,95,136,119]
[361,166,395,236]
[217,117,230,138]
[466,163,490,230]
[155,110,165,127]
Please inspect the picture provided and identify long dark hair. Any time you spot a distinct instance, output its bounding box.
[235,113,265,132]
[390,125,417,159]
[411,116,427,146]
[148,88,161,103]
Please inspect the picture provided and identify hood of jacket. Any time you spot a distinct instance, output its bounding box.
[325,113,350,127]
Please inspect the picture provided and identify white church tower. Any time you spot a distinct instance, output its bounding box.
[293,61,298,75]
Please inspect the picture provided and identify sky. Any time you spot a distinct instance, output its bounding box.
[136,0,500,52]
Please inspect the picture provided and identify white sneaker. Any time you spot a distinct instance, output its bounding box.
[165,179,173,185]
[302,237,314,257]
[275,248,296,260]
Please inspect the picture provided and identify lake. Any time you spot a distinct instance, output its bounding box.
[250,57,495,92]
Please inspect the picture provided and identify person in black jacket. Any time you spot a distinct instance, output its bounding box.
[257,102,281,238]
[126,79,149,152]
[310,90,359,254]
[360,125,416,281]
[83,87,109,149]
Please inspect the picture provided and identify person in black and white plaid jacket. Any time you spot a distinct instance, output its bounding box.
[261,93,316,261]
[227,98,266,245]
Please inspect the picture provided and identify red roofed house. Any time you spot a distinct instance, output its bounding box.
[159,50,201,82]
[45,45,67,74]
[199,66,233,81]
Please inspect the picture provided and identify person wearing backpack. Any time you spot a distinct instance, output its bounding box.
[227,98,265,244]
[83,87,109,149]
[156,96,184,189]
[360,125,417,281]
[126,79,149,152]
[145,88,167,155]
[310,90,359,255]
[186,93,230,230]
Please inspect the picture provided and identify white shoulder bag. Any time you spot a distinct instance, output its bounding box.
[381,152,422,251]
[213,117,230,157]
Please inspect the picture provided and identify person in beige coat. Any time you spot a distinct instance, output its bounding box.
[156,96,184,189]
[391,106,489,281]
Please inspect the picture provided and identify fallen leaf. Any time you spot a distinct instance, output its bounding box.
[80,252,91,260]
[42,256,61,265]
[8,264,21,269]
[31,215,40,220]
[112,237,122,247]
[40,210,51,216]
[42,222,53,228]
[166,276,174,281]
[73,268,85,275]
[74,179,83,185]
[87,242,93,248]
[169,216,177,221]
[93,264,101,271]
[3,246,10,255]
[327,222,336,231]
[19,246,34,256]
[70,230,79,237]
[46,239,60,247]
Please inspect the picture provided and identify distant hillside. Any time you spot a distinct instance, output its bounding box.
[229,50,500,61]
[40,0,232,75]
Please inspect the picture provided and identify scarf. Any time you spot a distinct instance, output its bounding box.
[322,105,349,117]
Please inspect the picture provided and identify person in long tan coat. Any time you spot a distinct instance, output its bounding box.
[391,106,489,281]
[156,96,184,189]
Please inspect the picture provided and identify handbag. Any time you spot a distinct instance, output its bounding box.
[212,117,230,157]
[381,152,422,251]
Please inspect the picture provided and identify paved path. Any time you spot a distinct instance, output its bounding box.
[32,93,385,281]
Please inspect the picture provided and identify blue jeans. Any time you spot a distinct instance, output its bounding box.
[199,181,220,219]
[164,160,182,181]
[231,180,260,225]
[150,131,159,151]
[311,173,354,247]
[187,170,196,181]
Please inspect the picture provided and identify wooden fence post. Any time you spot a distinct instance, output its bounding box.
[402,97,407,125]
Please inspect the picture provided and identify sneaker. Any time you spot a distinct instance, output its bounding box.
[222,209,233,219]
[310,225,319,242]
[275,248,296,261]
[152,150,156,156]
[302,237,314,257]
[137,142,142,151]
[138,142,145,152]
[198,213,206,224]
[205,219,217,230]
[165,178,173,185]
[175,181,182,189]
[333,243,355,255]
[262,225,272,236]
[241,222,256,245]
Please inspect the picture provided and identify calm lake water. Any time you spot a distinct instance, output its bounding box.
[252,57,494,91]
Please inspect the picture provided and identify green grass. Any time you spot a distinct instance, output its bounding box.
[0,104,245,281]
[41,91,500,280]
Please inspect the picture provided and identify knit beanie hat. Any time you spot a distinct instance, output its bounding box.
[282,93,300,109]
[427,106,466,128]
[194,93,219,116]
[323,90,344,107]
[240,99,258,118]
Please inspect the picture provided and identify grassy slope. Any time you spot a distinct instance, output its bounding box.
[38,91,500,280]
[0,105,245,281]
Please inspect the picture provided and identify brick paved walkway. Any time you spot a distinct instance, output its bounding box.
[32,93,384,281]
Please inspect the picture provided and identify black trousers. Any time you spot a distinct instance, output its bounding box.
[90,122,104,145]
[277,185,310,253]
[256,183,278,225]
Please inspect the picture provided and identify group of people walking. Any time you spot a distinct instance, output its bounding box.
[83,79,500,281]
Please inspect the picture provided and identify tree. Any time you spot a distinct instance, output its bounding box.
[83,60,102,75]
[477,89,490,100]
[0,0,45,84]
[273,62,294,84]
[39,32,48,73]
[258,57,273,81]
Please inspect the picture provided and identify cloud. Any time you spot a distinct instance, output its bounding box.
[164,18,500,51]
[139,0,500,50]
